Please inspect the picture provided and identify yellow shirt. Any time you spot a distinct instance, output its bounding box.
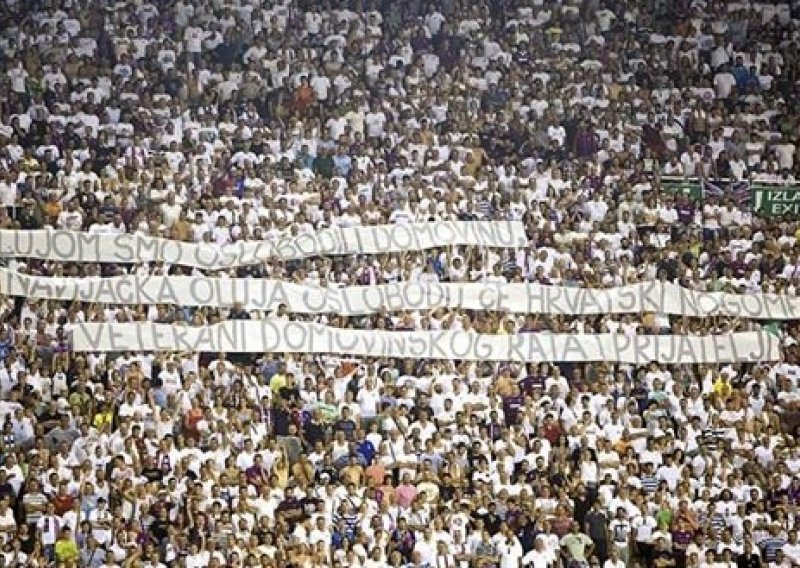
[55,539,79,561]
[69,391,90,409]
[269,373,286,394]
[712,379,732,398]
[20,157,39,172]
[93,411,113,429]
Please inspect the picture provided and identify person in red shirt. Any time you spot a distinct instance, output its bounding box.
[52,481,75,516]
[541,412,563,445]
[183,398,204,443]
[293,77,315,115]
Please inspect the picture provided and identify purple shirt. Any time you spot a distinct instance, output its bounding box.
[676,205,695,224]
[672,530,694,550]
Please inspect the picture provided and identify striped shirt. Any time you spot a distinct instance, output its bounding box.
[477,199,493,215]
[640,475,660,494]
[699,429,725,450]
[334,511,360,535]
[23,493,48,525]
[708,513,726,538]
[502,257,518,274]
[758,536,787,562]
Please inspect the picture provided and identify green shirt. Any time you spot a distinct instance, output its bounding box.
[656,507,673,528]
[561,533,593,560]
[313,155,334,179]
[316,402,339,423]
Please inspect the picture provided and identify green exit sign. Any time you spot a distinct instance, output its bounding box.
[753,187,800,217]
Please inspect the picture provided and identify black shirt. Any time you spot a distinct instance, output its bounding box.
[654,550,675,565]
[737,553,761,568]
[150,518,170,542]
[315,465,338,485]
[278,386,301,404]
[0,482,15,504]
[585,510,609,541]
[517,520,537,553]
[272,407,292,436]
[573,495,594,528]
[141,467,164,484]
[276,498,304,525]
[303,420,327,448]
[409,403,433,423]
[17,206,42,230]
[479,512,502,535]
[78,190,98,211]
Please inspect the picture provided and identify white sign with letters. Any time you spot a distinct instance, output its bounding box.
[0,221,526,268]
[3,269,799,320]
[71,321,781,363]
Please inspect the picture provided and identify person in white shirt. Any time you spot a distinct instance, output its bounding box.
[608,509,632,566]
[36,502,60,560]
[185,541,210,568]
[498,531,525,568]
[413,528,438,566]
[523,536,556,568]
[88,497,113,545]
[433,541,458,568]
[56,201,84,230]
[0,176,16,207]
[783,530,800,565]
[603,547,625,568]
[157,360,183,397]
[0,498,16,543]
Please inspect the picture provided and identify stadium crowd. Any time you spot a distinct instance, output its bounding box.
[2,0,800,567]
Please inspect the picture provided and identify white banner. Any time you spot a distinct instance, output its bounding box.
[70,321,781,363]
[0,222,526,269]
[4,269,800,319]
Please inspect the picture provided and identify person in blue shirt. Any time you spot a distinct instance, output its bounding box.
[390,518,416,562]
[355,431,376,465]
[295,144,315,170]
[427,251,444,278]
[731,56,749,89]
[0,329,11,361]
[332,147,352,178]
[330,517,349,550]
[744,66,762,93]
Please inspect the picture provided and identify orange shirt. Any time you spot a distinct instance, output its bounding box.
[294,85,314,111]
[43,201,62,223]
[613,439,631,456]
[365,464,386,487]
[185,408,203,430]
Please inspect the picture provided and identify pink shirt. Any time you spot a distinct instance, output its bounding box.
[396,484,418,508]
